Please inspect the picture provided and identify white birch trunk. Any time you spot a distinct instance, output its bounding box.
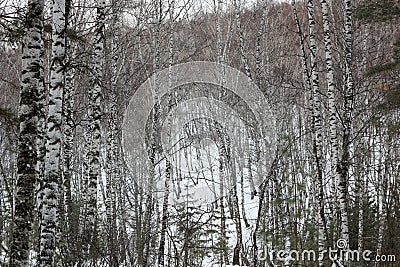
[234,0,252,79]
[85,0,105,257]
[105,0,121,265]
[320,0,340,251]
[39,0,66,265]
[338,0,353,255]
[291,0,313,124]
[61,0,74,261]
[307,1,327,265]
[11,0,45,265]
[158,2,175,265]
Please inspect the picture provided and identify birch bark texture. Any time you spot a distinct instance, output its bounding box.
[61,0,74,260]
[105,0,121,264]
[158,1,175,265]
[338,0,353,252]
[11,0,45,265]
[84,0,106,257]
[306,1,327,265]
[39,0,66,264]
[320,0,340,204]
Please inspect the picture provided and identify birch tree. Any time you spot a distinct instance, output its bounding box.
[84,0,105,258]
[338,0,353,253]
[105,0,121,264]
[10,0,45,265]
[234,0,251,79]
[61,0,74,261]
[215,1,229,264]
[38,0,66,264]
[306,0,327,264]
[158,1,175,265]
[319,0,339,251]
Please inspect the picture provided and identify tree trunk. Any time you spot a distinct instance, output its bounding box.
[158,161,171,266]
[338,0,353,258]
[307,1,328,265]
[106,0,121,265]
[11,0,45,265]
[38,0,66,264]
[61,0,74,262]
[231,160,242,266]
[234,0,252,79]
[85,0,106,258]
[320,0,338,250]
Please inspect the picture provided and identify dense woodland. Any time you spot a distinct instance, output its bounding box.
[0,0,399,266]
